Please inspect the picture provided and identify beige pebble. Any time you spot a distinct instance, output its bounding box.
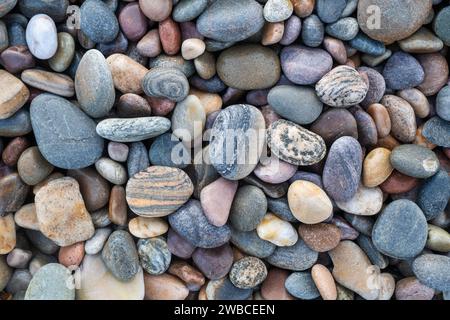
[311,264,337,300]
[14,203,39,231]
[181,38,206,60]
[0,70,30,119]
[363,147,393,187]
[106,53,148,94]
[128,216,169,238]
[261,22,284,46]
[32,172,65,195]
[335,183,383,216]
[194,51,216,80]
[0,214,15,255]
[397,88,431,118]
[144,273,189,300]
[256,213,298,247]
[189,88,222,115]
[426,224,450,252]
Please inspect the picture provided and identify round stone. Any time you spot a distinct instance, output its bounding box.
[416,53,449,96]
[17,146,53,186]
[142,67,189,102]
[230,228,276,259]
[266,239,318,271]
[263,0,293,22]
[196,0,265,42]
[256,213,298,247]
[436,86,450,121]
[137,237,171,275]
[126,166,193,217]
[316,66,368,107]
[229,257,267,289]
[118,2,147,42]
[85,228,111,255]
[149,133,190,169]
[433,6,450,46]
[310,108,358,145]
[217,44,280,90]
[426,225,450,253]
[254,157,297,184]
[25,14,57,60]
[358,67,386,108]
[412,254,450,292]
[267,119,326,166]
[285,272,320,300]
[395,277,434,300]
[209,104,266,180]
[95,158,127,185]
[372,199,428,259]
[24,263,74,300]
[139,0,172,21]
[280,45,332,85]
[323,136,362,202]
[229,185,267,232]
[390,144,440,179]
[417,170,450,220]
[192,245,233,280]
[316,0,346,23]
[335,183,383,216]
[301,15,324,47]
[363,148,393,187]
[422,116,450,148]
[58,242,84,268]
[171,95,206,144]
[167,229,196,259]
[80,0,119,44]
[298,223,341,253]
[288,180,333,224]
[181,38,205,60]
[383,52,424,90]
[280,15,301,46]
[325,17,359,41]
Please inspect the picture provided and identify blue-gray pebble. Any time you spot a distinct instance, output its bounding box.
[0,109,32,137]
[422,116,450,148]
[230,228,276,258]
[325,17,359,41]
[127,142,149,178]
[266,239,318,271]
[19,0,69,22]
[173,0,208,22]
[301,14,324,47]
[137,237,171,275]
[349,32,386,56]
[383,52,425,90]
[390,144,440,179]
[229,185,267,232]
[80,0,119,44]
[316,0,347,24]
[357,234,389,269]
[417,170,450,220]
[267,197,297,222]
[149,133,190,169]
[413,254,450,292]
[24,263,74,300]
[285,272,320,300]
[436,86,450,121]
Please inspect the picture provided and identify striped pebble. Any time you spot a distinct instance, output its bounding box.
[125,166,194,217]
[315,66,368,107]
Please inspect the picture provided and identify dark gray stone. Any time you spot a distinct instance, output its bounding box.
[80,0,119,44]
[25,230,59,255]
[267,197,296,222]
[266,239,318,271]
[230,228,276,258]
[149,133,190,169]
[19,0,69,22]
[0,109,32,137]
[357,234,389,269]
[229,185,267,232]
[285,272,320,300]
[383,52,425,90]
[422,116,450,148]
[417,170,450,220]
[301,14,324,47]
[206,277,253,300]
[436,86,450,121]
[390,144,440,179]
[127,142,149,178]
[413,254,450,292]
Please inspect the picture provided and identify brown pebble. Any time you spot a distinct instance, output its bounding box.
[416,53,449,96]
[159,17,181,56]
[117,93,152,118]
[291,0,315,18]
[0,70,30,119]
[298,223,341,252]
[363,147,393,187]
[381,95,416,143]
[14,203,39,231]
[2,137,30,167]
[146,96,176,116]
[0,214,15,254]
[58,242,85,267]
[376,134,400,150]
[144,273,189,300]
[108,185,127,226]
[106,53,148,94]
[262,22,285,46]
[168,260,206,291]
[260,268,294,300]
[367,103,391,138]
[311,264,337,300]
[397,88,431,118]
[380,170,419,194]
[194,51,216,80]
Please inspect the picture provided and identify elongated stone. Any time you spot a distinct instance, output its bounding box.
[21,69,74,98]
[0,70,29,120]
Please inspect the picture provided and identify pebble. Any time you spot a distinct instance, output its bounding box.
[206,277,252,300]
[58,242,84,268]
[108,142,129,163]
[298,223,341,253]
[268,119,326,166]
[118,2,146,42]
[181,38,205,60]
[311,264,337,300]
[323,136,362,202]
[2,137,29,167]
[395,277,434,300]
[260,268,293,300]
[281,45,332,85]
[0,0,16,18]
[229,257,267,289]
[357,234,388,269]
[35,177,95,246]
[398,88,430,119]
[139,0,172,22]
[399,27,444,53]
[290,0,314,17]
[96,117,170,143]
[0,173,29,216]
[383,52,424,90]
[77,254,144,300]
[168,260,205,291]
[200,177,238,227]
[217,44,280,90]
[230,228,276,259]
[171,95,205,145]
[0,214,15,254]
[323,37,347,65]
[433,5,450,46]
[350,106,378,146]
[0,256,11,291]
[102,230,140,281]
[107,53,148,94]
[25,230,58,255]
[256,213,298,247]
[137,237,171,275]
[288,180,332,224]
[417,53,449,96]
[310,109,358,145]
[80,0,119,44]
[144,273,189,300]
[390,144,440,179]
[194,52,216,80]
[0,45,35,74]
[280,15,301,46]
[25,14,57,60]
[30,94,104,169]
[357,0,432,44]
[229,185,267,232]
[363,148,393,187]
[14,203,38,231]
[268,85,322,125]
[95,158,127,185]
[167,229,196,259]
[159,17,181,55]
[358,67,386,108]
[67,168,110,212]
[24,263,74,300]
[108,185,127,226]
[412,254,450,292]
[190,88,222,115]
[173,0,208,22]
[126,166,193,217]
[21,69,74,97]
[254,157,297,184]
[209,104,266,180]
[426,225,450,252]
[149,54,195,78]
[263,0,293,23]
[85,228,111,255]
[19,0,68,22]
[192,245,234,280]
[422,116,450,148]
[381,95,417,143]
[17,146,53,186]
[325,17,359,41]
[127,142,149,178]
[372,199,428,259]
[0,70,29,120]
[316,0,346,23]
[117,93,152,118]
[417,170,450,220]
[48,32,74,72]
[168,200,231,249]
[267,197,297,222]
[142,67,189,102]
[149,133,190,169]
[285,271,320,300]
[136,30,161,58]
[7,249,32,268]
[301,15,324,47]
[437,86,450,121]
[266,239,318,271]
[96,31,129,57]
[196,0,265,42]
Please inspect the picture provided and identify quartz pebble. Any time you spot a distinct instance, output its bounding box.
[25,14,57,60]
[256,213,298,247]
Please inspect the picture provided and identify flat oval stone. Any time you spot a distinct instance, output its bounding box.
[413,254,450,292]
[229,256,267,289]
[422,116,450,148]
[142,67,189,102]
[358,67,386,108]
[285,272,320,300]
[316,0,346,23]
[323,136,362,202]
[217,44,280,90]
[268,85,322,125]
[209,104,266,180]
[24,263,74,300]
[288,180,333,224]
[192,245,233,280]
[159,17,181,56]
[102,230,140,281]
[137,237,171,275]
[381,95,416,143]
[280,45,332,85]
[168,200,231,249]
[126,166,193,217]
[30,94,104,169]
[436,86,450,121]
[25,14,57,60]
[96,117,171,143]
[416,53,449,96]
[267,119,326,166]
[316,66,368,107]
[17,146,53,186]
[139,0,172,22]
[266,239,318,271]
[357,0,432,43]
[325,17,359,41]
[433,6,450,46]
[21,69,74,97]
[399,27,444,53]
[336,183,383,216]
[280,15,301,46]
[85,228,111,255]
[167,229,195,259]
[80,0,119,44]
[19,0,68,22]
[350,106,378,146]
[390,144,440,179]
[230,228,276,259]
[229,185,267,232]
[107,53,148,94]
[310,108,358,145]
[129,217,168,239]
[372,199,428,259]
[173,0,208,22]
[363,147,394,188]
[417,170,450,220]
[196,0,265,42]
[0,45,36,74]
[366,103,391,138]
[48,32,75,72]
[92,158,125,185]
[118,2,147,42]
[0,70,29,120]
[383,52,424,90]
[349,32,386,55]
[0,214,15,254]
[149,133,190,169]
[397,88,430,119]
[323,37,347,65]
[395,277,434,300]
[127,142,149,178]
[301,15,324,47]
[75,49,115,118]
[298,223,341,253]
[254,157,297,184]
[256,213,298,247]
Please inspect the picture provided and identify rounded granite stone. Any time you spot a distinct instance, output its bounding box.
[383,52,425,90]
[417,170,450,221]
[196,0,265,43]
[285,272,320,300]
[372,199,428,259]
[266,239,318,271]
[80,0,119,44]
[436,86,450,121]
[24,263,74,300]
[30,94,104,170]
[325,17,359,41]
[413,254,450,292]
[137,237,171,275]
[229,256,267,289]
[390,144,440,179]
[229,185,267,232]
[209,104,266,180]
[422,116,450,148]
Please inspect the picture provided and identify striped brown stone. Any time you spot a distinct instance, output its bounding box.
[126,166,194,217]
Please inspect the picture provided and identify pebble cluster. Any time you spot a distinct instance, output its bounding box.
[0,0,449,301]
